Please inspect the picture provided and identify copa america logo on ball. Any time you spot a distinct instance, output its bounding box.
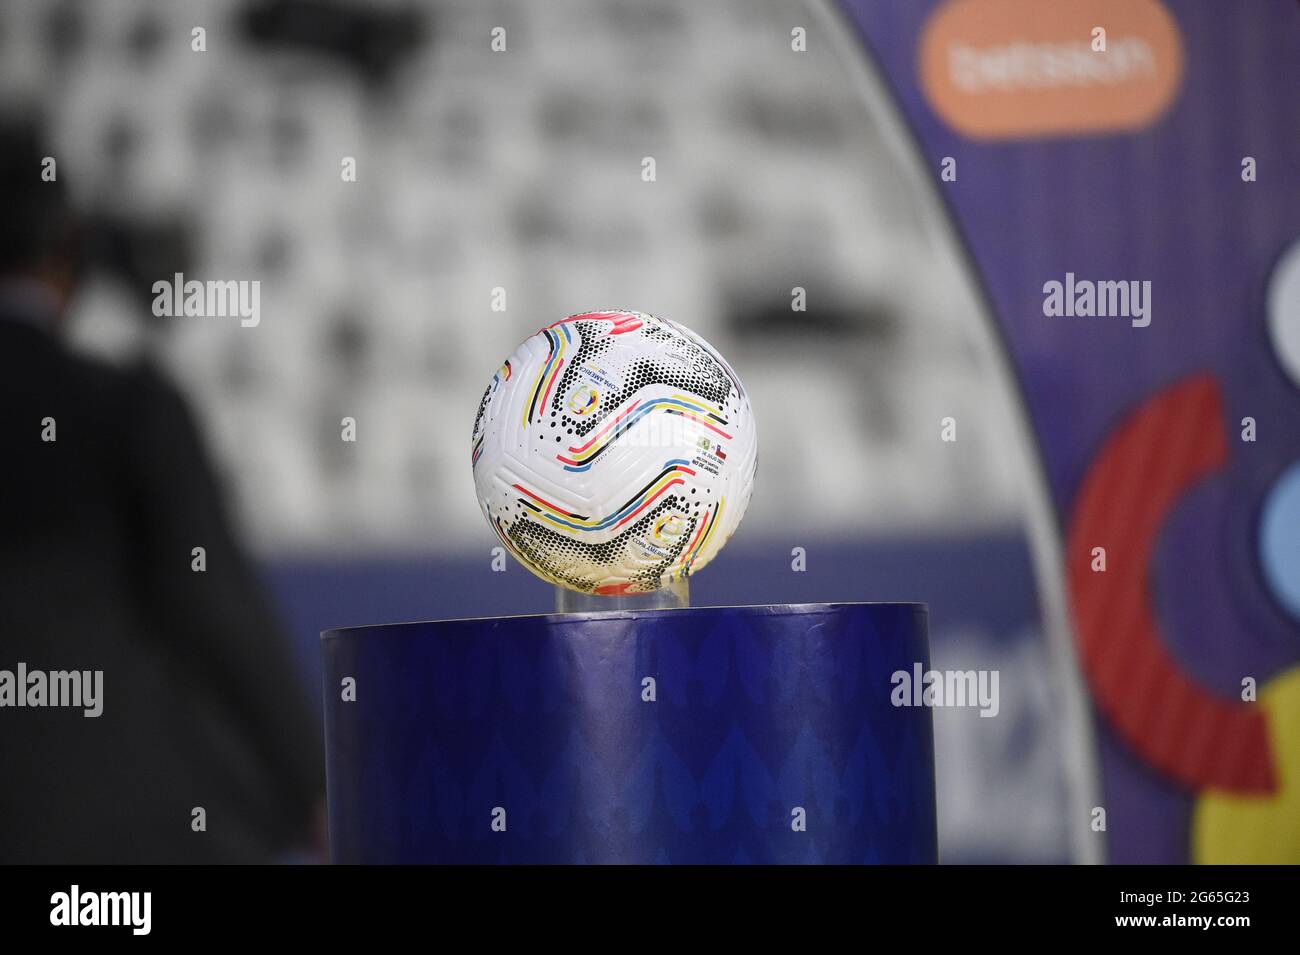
[471,310,758,596]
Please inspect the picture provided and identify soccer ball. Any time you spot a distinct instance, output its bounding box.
[471,309,757,595]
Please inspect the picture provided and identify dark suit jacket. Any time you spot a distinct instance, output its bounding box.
[0,316,322,863]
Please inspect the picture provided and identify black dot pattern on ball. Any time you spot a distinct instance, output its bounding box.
[503,496,696,593]
[552,317,733,438]
[470,383,493,446]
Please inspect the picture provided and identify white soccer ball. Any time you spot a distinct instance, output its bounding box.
[471,309,758,595]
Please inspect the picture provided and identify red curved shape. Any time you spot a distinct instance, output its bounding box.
[594,581,637,596]
[1066,373,1275,793]
[608,316,643,334]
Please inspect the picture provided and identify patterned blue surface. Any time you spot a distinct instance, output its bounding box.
[322,603,936,864]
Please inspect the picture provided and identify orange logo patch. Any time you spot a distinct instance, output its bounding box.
[919,0,1184,140]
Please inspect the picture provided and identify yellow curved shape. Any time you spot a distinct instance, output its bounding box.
[1193,666,1300,863]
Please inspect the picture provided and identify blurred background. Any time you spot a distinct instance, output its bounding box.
[2,0,1296,865]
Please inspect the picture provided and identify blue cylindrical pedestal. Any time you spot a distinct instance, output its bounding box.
[322,602,935,864]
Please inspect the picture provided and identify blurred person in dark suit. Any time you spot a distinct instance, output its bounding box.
[0,117,324,863]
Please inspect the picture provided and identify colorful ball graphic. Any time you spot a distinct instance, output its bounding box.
[471,310,758,595]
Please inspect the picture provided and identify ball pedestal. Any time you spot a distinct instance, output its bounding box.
[321,602,936,864]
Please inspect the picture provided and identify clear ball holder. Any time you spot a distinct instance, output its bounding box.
[554,578,690,613]
[321,600,936,864]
